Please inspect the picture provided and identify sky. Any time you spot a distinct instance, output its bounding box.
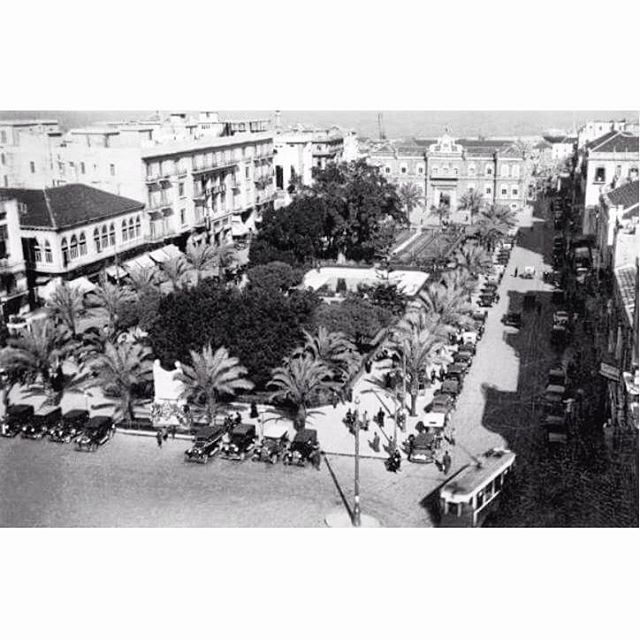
[1,110,637,139]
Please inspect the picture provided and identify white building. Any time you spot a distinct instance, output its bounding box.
[0,197,29,319]
[577,119,629,150]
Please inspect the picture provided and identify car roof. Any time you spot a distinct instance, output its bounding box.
[87,415,112,429]
[441,380,459,392]
[546,384,566,394]
[294,428,317,442]
[423,412,446,427]
[232,423,255,435]
[34,405,61,417]
[263,423,288,439]
[7,404,34,416]
[64,409,89,420]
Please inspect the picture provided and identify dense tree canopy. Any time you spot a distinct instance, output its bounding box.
[246,261,305,293]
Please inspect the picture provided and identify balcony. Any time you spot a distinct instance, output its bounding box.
[192,159,236,175]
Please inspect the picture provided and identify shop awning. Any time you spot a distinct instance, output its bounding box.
[232,218,250,237]
[105,265,127,279]
[161,244,182,260]
[123,253,156,272]
[69,276,96,295]
[39,276,95,302]
[149,248,171,264]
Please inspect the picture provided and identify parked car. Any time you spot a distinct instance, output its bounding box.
[220,423,257,461]
[551,288,566,305]
[0,404,34,438]
[548,366,567,387]
[252,424,290,464]
[184,426,225,463]
[520,266,536,279]
[543,384,566,408]
[430,393,454,414]
[458,342,476,357]
[501,312,522,328]
[405,431,437,464]
[51,409,89,443]
[282,428,321,468]
[550,326,568,347]
[75,416,112,452]
[478,292,498,307]
[22,406,62,440]
[553,310,571,328]
[542,415,569,445]
[440,379,460,397]
[445,363,466,383]
[453,351,472,368]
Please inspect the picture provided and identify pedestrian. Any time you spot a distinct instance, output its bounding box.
[514,266,518,277]
[249,401,259,419]
[365,359,372,374]
[362,410,369,431]
[163,427,168,442]
[156,430,163,448]
[377,407,385,427]
[170,424,177,439]
[331,391,338,409]
[442,450,452,475]
[430,369,437,385]
[372,431,380,452]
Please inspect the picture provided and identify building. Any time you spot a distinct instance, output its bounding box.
[0,197,29,319]
[580,130,639,232]
[577,119,629,150]
[0,112,275,248]
[542,135,577,161]
[367,133,533,225]
[0,184,146,303]
[273,126,357,208]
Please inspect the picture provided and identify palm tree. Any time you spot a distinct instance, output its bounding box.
[126,266,158,295]
[160,255,189,292]
[477,205,517,251]
[46,281,85,338]
[215,244,238,278]
[441,268,476,299]
[0,319,70,399]
[398,183,424,218]
[185,243,218,286]
[268,353,340,429]
[454,244,493,278]
[175,344,254,424]
[389,309,448,415]
[295,326,359,385]
[79,341,153,426]
[419,279,474,331]
[88,274,136,333]
[431,203,450,227]
[457,189,485,224]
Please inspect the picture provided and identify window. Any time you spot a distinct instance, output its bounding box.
[400,164,407,174]
[630,167,639,180]
[245,166,250,179]
[178,182,184,197]
[135,216,141,237]
[594,167,606,183]
[500,164,509,177]
[512,164,520,178]
[180,208,186,226]
[476,490,484,509]
[385,166,391,174]
[79,233,86,255]
[468,163,476,176]
[61,238,69,264]
[453,167,458,176]
[500,184,508,197]
[94,228,101,252]
[615,165,622,177]
[129,218,135,240]
[0,131,6,144]
[80,162,86,175]
[417,164,424,174]
[468,183,476,192]
[3,176,7,187]
[33,240,42,262]
[69,235,78,260]
[109,223,115,246]
[30,161,35,174]
[44,240,52,263]
[122,220,128,242]
[495,474,503,491]
[110,163,116,176]
[485,184,492,195]
[0,153,4,165]
[485,164,493,176]
[433,166,439,176]
[101,225,108,249]
[512,186,519,197]
[443,166,449,176]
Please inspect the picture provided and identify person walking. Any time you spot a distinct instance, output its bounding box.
[514,266,518,277]
[372,431,380,452]
[331,391,338,409]
[442,450,452,475]
[377,407,385,428]
[155,430,163,448]
[430,368,437,386]
[170,424,177,439]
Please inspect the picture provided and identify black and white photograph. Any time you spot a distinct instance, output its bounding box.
[1,3,637,639]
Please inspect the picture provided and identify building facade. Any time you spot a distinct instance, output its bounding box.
[0,198,29,319]
[367,134,533,225]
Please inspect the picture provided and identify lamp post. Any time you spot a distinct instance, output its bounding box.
[353,396,361,527]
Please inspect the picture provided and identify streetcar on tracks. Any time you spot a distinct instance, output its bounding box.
[439,448,516,527]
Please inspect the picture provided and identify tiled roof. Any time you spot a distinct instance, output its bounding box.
[615,265,637,326]
[623,203,639,219]
[606,180,639,209]
[543,135,577,145]
[589,130,639,153]
[0,184,144,230]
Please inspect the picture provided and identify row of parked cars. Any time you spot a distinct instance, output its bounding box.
[0,405,113,452]
[184,421,322,469]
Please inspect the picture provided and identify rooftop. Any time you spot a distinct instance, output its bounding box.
[614,265,637,326]
[0,184,144,230]
[605,180,639,210]
[588,130,639,153]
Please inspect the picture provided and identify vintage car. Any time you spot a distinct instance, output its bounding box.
[252,424,290,464]
[481,282,499,293]
[542,415,569,445]
[430,392,455,414]
[550,325,568,347]
[282,428,321,468]
[50,409,89,443]
[478,292,497,307]
[553,310,571,328]
[453,351,473,368]
[458,342,476,357]
[547,367,567,387]
[446,363,466,383]
[520,266,536,279]
[471,309,487,324]
[543,384,566,409]
[75,416,112,452]
[492,263,506,276]
[219,423,257,461]
[423,411,448,431]
[22,406,62,440]
[501,312,522,328]
[462,330,479,345]
[405,431,438,464]
[440,379,460,397]
[184,426,225,463]
[1,404,35,438]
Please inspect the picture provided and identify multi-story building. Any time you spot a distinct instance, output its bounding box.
[367,133,533,225]
[580,130,639,233]
[0,112,275,248]
[577,119,629,150]
[542,134,577,161]
[0,197,29,319]
[0,184,147,303]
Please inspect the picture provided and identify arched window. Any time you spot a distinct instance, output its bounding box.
[33,239,42,262]
[94,228,101,252]
[44,240,52,263]
[500,164,509,178]
[61,238,69,264]
[101,225,108,249]
[512,164,520,178]
[109,223,116,246]
[122,220,128,243]
[485,164,493,176]
[468,164,476,176]
[69,234,78,260]
[135,216,141,238]
[79,232,86,255]
[129,217,135,240]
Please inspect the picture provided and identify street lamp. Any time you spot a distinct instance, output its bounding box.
[353,396,361,528]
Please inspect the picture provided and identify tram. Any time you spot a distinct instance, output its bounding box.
[439,448,516,527]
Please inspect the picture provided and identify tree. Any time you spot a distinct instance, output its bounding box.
[513,138,534,160]
[398,182,424,217]
[88,274,136,333]
[357,282,409,316]
[136,288,162,332]
[185,243,218,285]
[160,255,189,292]
[476,205,517,251]
[46,281,85,338]
[176,344,254,423]
[79,341,153,426]
[419,279,474,331]
[454,244,493,278]
[457,189,485,224]
[215,243,238,278]
[268,353,339,429]
[295,326,358,382]
[389,309,448,415]
[0,319,70,399]
[127,266,158,295]
[431,203,451,227]
[246,261,304,293]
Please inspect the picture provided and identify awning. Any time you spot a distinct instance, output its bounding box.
[69,276,96,295]
[232,218,250,237]
[123,253,156,272]
[161,244,182,259]
[149,248,171,264]
[39,277,94,302]
[105,265,127,279]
